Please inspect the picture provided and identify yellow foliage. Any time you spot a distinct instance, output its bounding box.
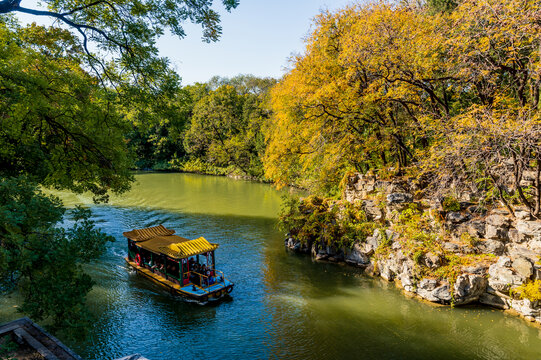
[264,0,541,210]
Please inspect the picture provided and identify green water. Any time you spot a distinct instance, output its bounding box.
[2,172,541,359]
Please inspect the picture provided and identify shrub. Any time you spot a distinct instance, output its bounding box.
[460,232,480,248]
[442,196,461,212]
[511,280,541,302]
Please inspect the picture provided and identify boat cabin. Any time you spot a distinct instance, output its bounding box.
[123,225,233,302]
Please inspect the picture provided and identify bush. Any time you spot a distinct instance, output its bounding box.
[442,196,461,212]
[279,196,376,248]
[511,280,541,302]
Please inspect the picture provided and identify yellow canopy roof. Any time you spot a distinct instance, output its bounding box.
[159,237,218,259]
[123,225,175,242]
[123,225,218,259]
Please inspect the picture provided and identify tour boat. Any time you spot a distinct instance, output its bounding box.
[123,225,234,303]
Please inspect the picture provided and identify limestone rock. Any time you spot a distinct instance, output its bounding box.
[486,214,511,227]
[315,251,328,261]
[528,239,541,253]
[516,220,541,241]
[509,299,541,318]
[461,220,486,239]
[344,244,370,266]
[362,229,398,255]
[386,192,413,205]
[442,241,461,253]
[479,292,509,309]
[512,257,533,279]
[424,252,441,268]
[467,205,488,216]
[285,237,307,253]
[506,244,538,263]
[417,278,437,291]
[497,256,512,267]
[488,260,523,293]
[453,274,487,305]
[508,229,520,243]
[378,258,395,281]
[485,214,511,241]
[462,265,487,275]
[343,173,390,202]
[476,239,505,256]
[514,209,532,221]
[533,266,541,281]
[446,212,471,224]
[398,260,417,293]
[417,279,451,303]
[362,199,384,221]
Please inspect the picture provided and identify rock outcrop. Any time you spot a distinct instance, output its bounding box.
[286,173,541,325]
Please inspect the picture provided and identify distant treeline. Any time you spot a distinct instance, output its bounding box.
[126,75,276,179]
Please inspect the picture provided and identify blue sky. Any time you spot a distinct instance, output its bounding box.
[15,0,356,85]
[159,0,356,84]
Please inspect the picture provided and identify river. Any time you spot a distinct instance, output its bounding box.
[1,172,541,359]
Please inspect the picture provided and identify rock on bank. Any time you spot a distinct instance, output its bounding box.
[285,173,541,324]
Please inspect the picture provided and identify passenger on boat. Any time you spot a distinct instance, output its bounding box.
[189,271,200,286]
[189,258,197,272]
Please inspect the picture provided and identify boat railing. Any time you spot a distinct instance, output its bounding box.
[188,268,228,289]
[212,269,228,284]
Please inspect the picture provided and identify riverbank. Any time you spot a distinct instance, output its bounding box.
[284,173,541,326]
[133,158,267,183]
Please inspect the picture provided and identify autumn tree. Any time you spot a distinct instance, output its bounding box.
[427,0,541,217]
[266,0,541,217]
[264,3,452,193]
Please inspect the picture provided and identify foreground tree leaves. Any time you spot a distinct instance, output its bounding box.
[0,20,133,201]
[0,177,113,338]
[0,0,239,88]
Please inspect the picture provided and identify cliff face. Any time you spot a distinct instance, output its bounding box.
[285,173,541,324]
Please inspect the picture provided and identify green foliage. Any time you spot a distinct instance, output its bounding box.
[279,195,376,249]
[170,157,231,176]
[374,229,393,256]
[413,250,425,265]
[426,0,458,13]
[0,0,242,341]
[183,80,272,178]
[0,20,133,201]
[0,336,18,360]
[126,86,199,170]
[2,0,239,94]
[0,177,113,337]
[511,280,541,302]
[460,232,480,248]
[127,75,275,179]
[442,196,461,212]
[391,204,441,262]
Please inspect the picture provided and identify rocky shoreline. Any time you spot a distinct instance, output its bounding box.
[285,173,541,325]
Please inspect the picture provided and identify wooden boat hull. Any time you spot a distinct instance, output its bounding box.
[125,257,233,303]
